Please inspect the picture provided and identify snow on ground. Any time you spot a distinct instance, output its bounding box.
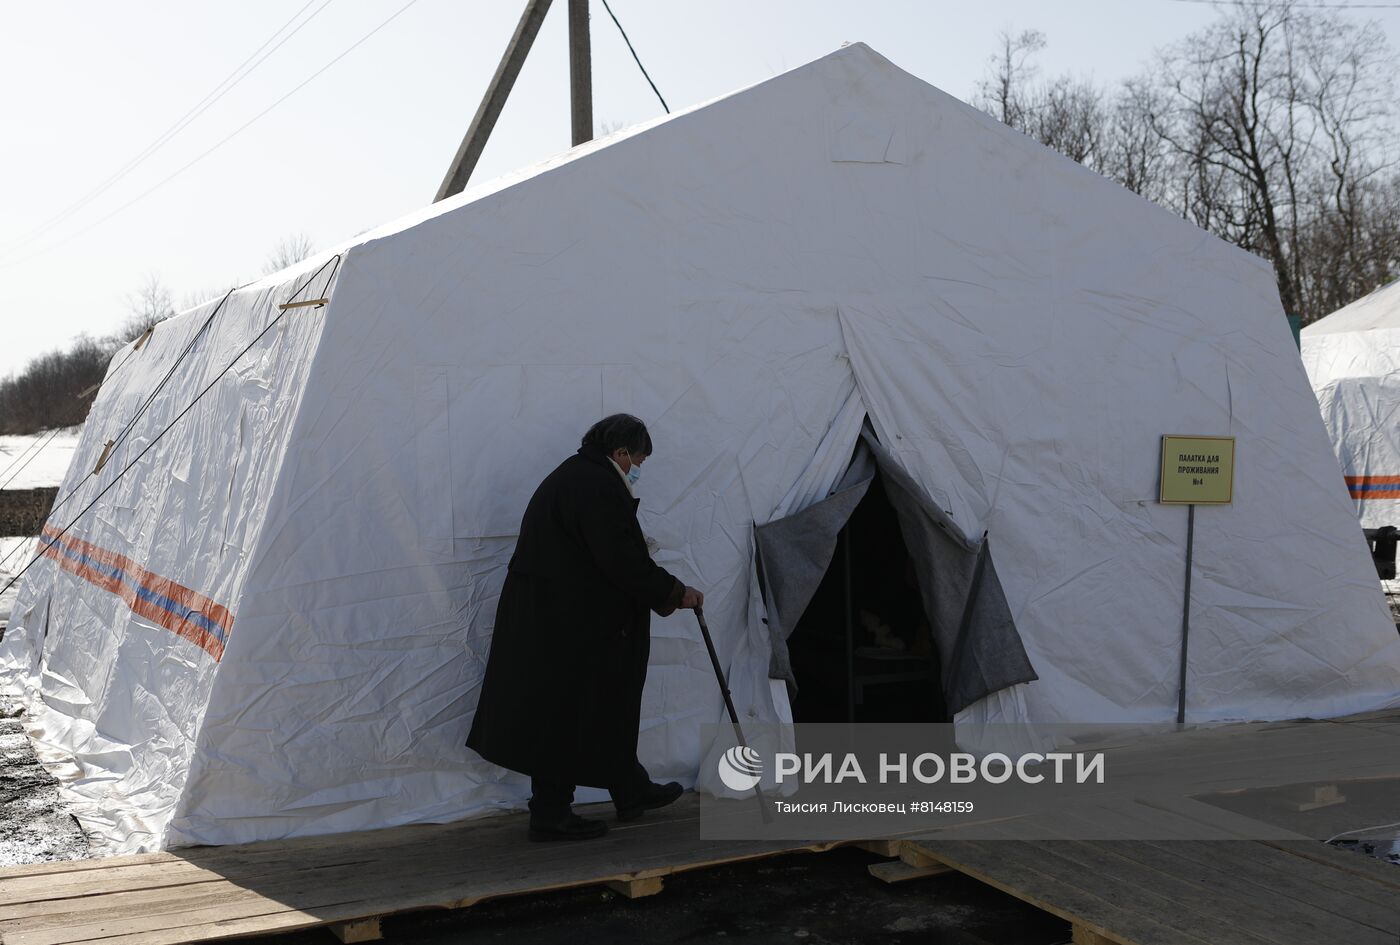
[0,535,88,867]
[0,427,81,490]
[0,536,36,636]
[0,696,90,866]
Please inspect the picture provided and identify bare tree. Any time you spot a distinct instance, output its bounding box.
[0,337,111,434]
[973,4,1399,324]
[1101,78,1172,202]
[1032,76,1105,166]
[178,284,240,314]
[974,29,1046,131]
[262,233,316,275]
[1151,0,1397,320]
[119,273,176,344]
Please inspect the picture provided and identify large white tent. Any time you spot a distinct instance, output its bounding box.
[3,43,1398,854]
[1301,279,1400,528]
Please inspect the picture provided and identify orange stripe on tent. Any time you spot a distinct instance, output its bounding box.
[42,526,233,633]
[1345,475,1400,485]
[38,527,230,661]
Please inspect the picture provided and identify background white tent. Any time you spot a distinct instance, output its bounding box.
[1301,279,1400,529]
[2,43,1398,854]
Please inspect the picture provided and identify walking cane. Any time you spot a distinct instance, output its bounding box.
[694,606,772,823]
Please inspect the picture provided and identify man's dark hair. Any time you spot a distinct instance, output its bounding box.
[581,414,653,457]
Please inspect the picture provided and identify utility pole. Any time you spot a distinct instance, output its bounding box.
[435,0,595,202]
[435,0,554,202]
[568,0,592,147]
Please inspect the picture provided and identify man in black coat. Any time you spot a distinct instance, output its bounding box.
[467,414,704,840]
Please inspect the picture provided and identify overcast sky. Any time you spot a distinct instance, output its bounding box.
[3,0,1398,378]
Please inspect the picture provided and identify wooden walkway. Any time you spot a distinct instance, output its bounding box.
[0,709,1397,944]
[0,795,858,945]
[902,708,1400,944]
[907,798,1400,944]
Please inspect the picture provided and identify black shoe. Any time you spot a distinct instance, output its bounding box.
[528,813,608,842]
[616,781,684,822]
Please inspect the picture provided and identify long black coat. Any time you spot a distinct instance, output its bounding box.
[466,444,684,787]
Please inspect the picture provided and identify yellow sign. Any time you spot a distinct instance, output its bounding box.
[1160,436,1235,505]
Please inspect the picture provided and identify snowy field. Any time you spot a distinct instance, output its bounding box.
[0,427,77,626]
[0,427,81,491]
[0,536,36,635]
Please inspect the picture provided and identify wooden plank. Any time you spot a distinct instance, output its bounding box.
[924,825,1283,945]
[1259,838,1400,891]
[898,845,942,870]
[0,862,228,907]
[937,798,1400,943]
[0,853,175,880]
[907,838,1216,945]
[1129,840,1399,938]
[852,838,901,857]
[867,859,951,884]
[1073,925,1122,945]
[605,876,664,899]
[0,851,439,933]
[985,836,1370,945]
[329,917,382,943]
[0,800,859,945]
[1035,802,1400,922]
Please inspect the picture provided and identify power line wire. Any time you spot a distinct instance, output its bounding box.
[0,333,150,506]
[0,256,340,602]
[0,0,332,262]
[0,338,162,576]
[0,428,64,493]
[0,0,421,270]
[0,435,46,486]
[599,0,669,114]
[1168,0,1400,8]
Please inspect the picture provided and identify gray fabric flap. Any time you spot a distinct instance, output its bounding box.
[859,430,978,552]
[862,431,1037,713]
[757,446,875,683]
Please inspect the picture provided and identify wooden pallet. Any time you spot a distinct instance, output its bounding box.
[0,795,903,945]
[909,822,1400,945]
[900,713,1400,945]
[2,709,1397,945]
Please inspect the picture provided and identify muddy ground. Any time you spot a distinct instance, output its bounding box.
[0,695,89,867]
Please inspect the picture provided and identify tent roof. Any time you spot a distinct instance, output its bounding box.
[1301,278,1400,336]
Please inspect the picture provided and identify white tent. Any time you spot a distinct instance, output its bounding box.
[3,44,1398,854]
[1301,279,1400,528]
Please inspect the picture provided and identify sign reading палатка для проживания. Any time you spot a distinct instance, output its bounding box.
[1159,435,1235,505]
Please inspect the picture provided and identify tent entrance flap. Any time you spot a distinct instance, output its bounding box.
[784,470,948,722]
[755,431,1037,719]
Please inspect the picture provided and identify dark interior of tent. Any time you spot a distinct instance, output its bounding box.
[785,472,949,723]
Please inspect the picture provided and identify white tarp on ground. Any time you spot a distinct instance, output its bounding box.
[2,44,1397,854]
[1301,279,1400,528]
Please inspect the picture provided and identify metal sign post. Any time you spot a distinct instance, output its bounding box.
[1159,435,1236,725]
[1176,503,1195,724]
